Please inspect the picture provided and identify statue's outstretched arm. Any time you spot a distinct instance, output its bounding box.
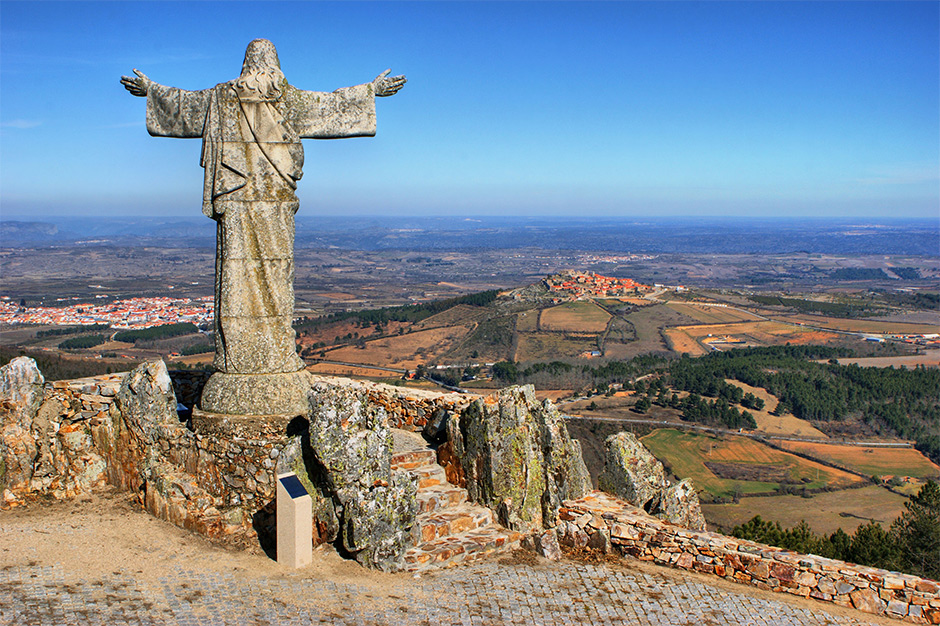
[372,69,407,97]
[120,69,152,97]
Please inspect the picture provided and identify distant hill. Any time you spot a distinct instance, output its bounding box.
[0,218,215,246]
[0,221,59,243]
[297,272,684,370]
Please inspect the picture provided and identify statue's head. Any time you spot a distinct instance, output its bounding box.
[242,39,281,73]
[237,39,285,99]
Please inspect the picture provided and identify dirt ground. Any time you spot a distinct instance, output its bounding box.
[0,489,411,607]
[0,488,899,626]
[831,353,940,369]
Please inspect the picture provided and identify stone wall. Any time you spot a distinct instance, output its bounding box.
[1,358,292,546]
[558,492,940,624]
[321,376,472,431]
[1,360,121,506]
[1,362,470,558]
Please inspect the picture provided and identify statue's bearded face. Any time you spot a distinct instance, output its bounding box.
[237,39,285,99]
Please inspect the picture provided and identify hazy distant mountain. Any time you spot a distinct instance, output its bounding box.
[1,216,937,256]
[0,218,215,246]
[0,221,60,243]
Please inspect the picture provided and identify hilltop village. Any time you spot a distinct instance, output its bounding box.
[544,270,657,299]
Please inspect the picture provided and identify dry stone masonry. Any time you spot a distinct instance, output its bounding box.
[2,356,937,622]
[558,492,940,623]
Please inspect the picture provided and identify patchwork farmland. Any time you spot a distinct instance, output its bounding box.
[639,428,865,499]
[777,440,940,479]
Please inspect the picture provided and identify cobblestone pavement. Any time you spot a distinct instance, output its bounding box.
[1,495,891,626]
[0,555,897,625]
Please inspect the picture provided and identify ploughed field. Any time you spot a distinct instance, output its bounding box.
[539,301,612,333]
[777,440,940,479]
[639,429,865,499]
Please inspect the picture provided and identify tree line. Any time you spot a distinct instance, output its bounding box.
[114,322,198,343]
[37,323,110,338]
[294,290,500,332]
[748,295,879,317]
[58,334,107,350]
[0,346,132,380]
[661,346,940,463]
[491,344,938,461]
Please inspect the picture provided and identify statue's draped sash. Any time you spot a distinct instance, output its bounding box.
[145,80,377,376]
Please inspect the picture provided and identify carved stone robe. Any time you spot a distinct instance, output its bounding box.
[145,78,377,375]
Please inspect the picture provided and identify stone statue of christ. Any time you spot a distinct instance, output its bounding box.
[121,39,405,415]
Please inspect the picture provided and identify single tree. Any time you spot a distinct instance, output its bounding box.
[891,480,940,579]
[848,521,897,568]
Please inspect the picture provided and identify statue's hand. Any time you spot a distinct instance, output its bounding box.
[120,69,151,97]
[372,69,407,97]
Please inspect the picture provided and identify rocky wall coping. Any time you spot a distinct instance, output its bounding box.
[559,491,939,623]
[51,374,125,399]
[48,370,475,414]
[309,375,475,404]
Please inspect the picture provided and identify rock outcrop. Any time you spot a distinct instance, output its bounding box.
[597,432,705,531]
[1,358,117,505]
[649,479,706,531]
[116,360,180,443]
[598,431,666,509]
[0,356,44,428]
[307,380,418,571]
[0,357,44,499]
[448,385,591,533]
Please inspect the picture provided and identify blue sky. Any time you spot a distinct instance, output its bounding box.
[1,1,937,219]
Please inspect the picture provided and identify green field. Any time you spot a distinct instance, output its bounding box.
[640,428,864,499]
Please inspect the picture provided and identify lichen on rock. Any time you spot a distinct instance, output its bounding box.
[598,432,706,531]
[116,360,180,445]
[598,431,665,510]
[648,478,706,531]
[0,357,45,429]
[306,380,417,570]
[0,357,45,495]
[448,385,591,534]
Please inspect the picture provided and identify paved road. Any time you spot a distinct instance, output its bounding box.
[0,493,891,626]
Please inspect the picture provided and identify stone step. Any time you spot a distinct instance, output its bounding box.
[390,448,437,471]
[416,484,468,514]
[407,463,448,489]
[389,429,523,573]
[403,524,526,572]
[413,504,495,544]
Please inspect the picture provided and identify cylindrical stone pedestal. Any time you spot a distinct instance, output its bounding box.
[199,370,311,416]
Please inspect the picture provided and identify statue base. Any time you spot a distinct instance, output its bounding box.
[199,370,311,417]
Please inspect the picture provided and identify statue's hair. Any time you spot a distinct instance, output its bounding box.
[236,39,285,99]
